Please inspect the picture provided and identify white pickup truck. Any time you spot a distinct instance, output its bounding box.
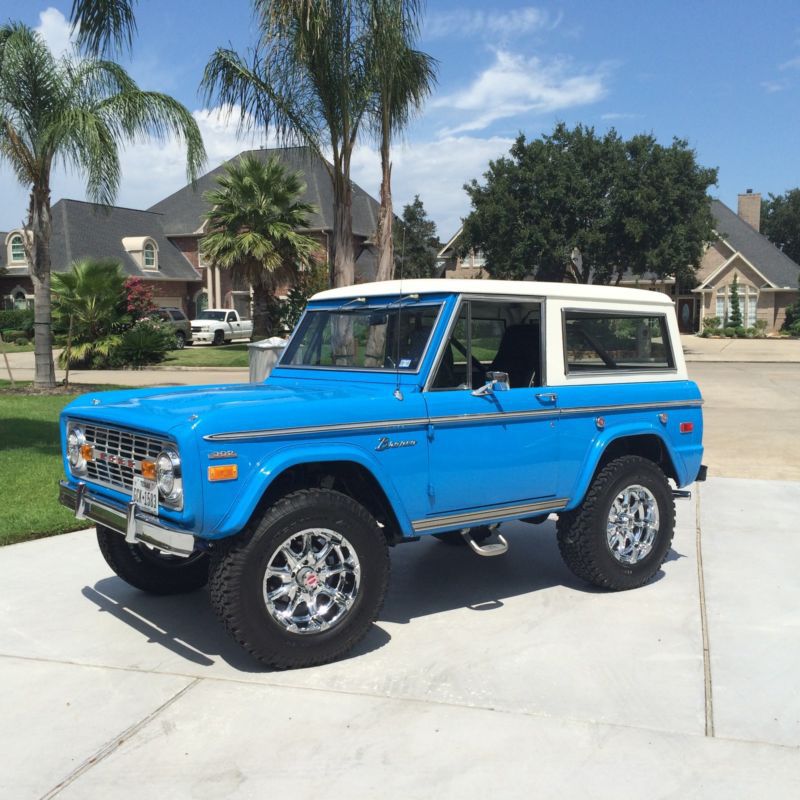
[190,309,254,345]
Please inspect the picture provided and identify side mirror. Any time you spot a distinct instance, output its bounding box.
[471,371,510,396]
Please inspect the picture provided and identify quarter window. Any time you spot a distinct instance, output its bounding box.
[564,311,673,372]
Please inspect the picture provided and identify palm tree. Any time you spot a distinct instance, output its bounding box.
[0,23,205,388]
[69,0,138,56]
[203,0,373,290]
[52,258,127,368]
[201,155,320,339]
[367,0,436,281]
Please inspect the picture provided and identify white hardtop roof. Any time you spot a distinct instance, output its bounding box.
[312,279,673,306]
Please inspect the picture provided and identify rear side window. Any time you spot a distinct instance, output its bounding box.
[171,310,186,321]
[564,311,673,373]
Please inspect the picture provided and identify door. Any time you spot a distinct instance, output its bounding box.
[676,297,698,333]
[423,298,559,516]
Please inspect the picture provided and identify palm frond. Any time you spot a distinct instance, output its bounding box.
[70,0,137,58]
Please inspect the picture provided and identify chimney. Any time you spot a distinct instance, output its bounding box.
[737,189,761,232]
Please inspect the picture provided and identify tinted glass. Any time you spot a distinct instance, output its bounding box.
[564,312,673,372]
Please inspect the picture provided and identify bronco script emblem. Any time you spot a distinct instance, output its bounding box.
[375,436,417,451]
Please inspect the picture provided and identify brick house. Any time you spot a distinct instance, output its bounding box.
[1,147,380,316]
[436,192,800,334]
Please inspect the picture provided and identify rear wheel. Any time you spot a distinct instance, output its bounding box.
[209,489,389,669]
[96,525,209,594]
[557,456,674,590]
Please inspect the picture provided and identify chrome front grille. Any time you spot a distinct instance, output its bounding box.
[83,423,170,493]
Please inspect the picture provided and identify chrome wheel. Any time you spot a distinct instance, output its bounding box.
[263,528,361,635]
[606,484,660,565]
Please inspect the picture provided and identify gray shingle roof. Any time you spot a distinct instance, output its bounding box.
[148,146,379,239]
[50,200,200,281]
[710,199,800,288]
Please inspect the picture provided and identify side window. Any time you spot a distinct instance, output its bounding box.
[171,310,186,321]
[431,299,542,390]
[227,312,236,323]
[564,311,674,372]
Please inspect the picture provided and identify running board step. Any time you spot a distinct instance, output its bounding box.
[460,528,509,557]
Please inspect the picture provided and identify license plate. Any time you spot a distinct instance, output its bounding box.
[132,476,159,515]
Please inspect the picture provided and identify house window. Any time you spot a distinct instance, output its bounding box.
[9,233,25,263]
[716,288,725,321]
[715,284,758,327]
[143,241,157,269]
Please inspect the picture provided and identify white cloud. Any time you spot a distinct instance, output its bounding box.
[425,6,558,39]
[351,135,515,239]
[35,7,74,58]
[600,112,642,121]
[761,80,788,93]
[778,56,800,71]
[434,50,608,134]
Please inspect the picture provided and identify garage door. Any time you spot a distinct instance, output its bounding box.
[154,296,183,309]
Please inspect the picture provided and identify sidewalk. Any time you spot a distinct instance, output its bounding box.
[1,477,798,798]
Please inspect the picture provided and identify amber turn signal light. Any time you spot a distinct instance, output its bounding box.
[140,460,156,480]
[208,464,238,482]
[80,444,94,462]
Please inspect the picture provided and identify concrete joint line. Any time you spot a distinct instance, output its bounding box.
[39,677,202,799]
[695,489,715,737]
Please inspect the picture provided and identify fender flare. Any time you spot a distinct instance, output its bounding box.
[215,441,415,537]
[565,422,686,511]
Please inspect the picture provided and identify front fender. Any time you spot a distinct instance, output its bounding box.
[211,442,415,538]
[564,421,691,512]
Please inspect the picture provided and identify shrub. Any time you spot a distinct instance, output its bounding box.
[744,327,756,338]
[0,309,34,336]
[14,337,29,346]
[734,326,746,338]
[113,319,174,367]
[125,277,158,321]
[788,320,800,337]
[701,315,721,333]
[2,329,27,340]
[723,327,736,337]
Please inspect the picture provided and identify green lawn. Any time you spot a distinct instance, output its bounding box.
[0,340,35,353]
[0,384,127,546]
[163,342,250,368]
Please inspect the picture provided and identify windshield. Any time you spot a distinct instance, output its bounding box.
[196,311,226,321]
[282,302,442,371]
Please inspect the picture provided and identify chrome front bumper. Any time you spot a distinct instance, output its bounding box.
[58,481,196,557]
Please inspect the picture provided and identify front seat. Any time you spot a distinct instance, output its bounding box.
[489,323,540,388]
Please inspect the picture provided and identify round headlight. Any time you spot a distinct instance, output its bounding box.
[67,425,86,471]
[156,448,182,505]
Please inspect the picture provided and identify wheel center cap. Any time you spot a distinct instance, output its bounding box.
[297,568,319,590]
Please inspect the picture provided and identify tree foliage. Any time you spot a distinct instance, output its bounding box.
[462,124,718,286]
[201,155,320,338]
[0,22,205,386]
[394,195,439,279]
[761,188,800,265]
[728,273,743,328]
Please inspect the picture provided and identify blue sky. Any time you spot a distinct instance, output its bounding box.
[1,1,799,239]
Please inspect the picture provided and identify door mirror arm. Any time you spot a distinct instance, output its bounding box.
[471,371,510,396]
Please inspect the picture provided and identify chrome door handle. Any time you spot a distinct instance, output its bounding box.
[536,392,557,404]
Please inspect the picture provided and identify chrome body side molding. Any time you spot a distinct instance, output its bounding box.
[203,398,704,442]
[412,497,569,533]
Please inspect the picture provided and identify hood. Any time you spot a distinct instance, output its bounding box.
[61,378,400,439]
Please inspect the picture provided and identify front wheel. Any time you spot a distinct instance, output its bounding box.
[174,331,186,350]
[212,330,224,346]
[96,525,209,594]
[557,456,675,591]
[209,489,389,669]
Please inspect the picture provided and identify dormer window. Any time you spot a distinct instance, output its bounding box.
[6,231,27,264]
[144,241,157,269]
[121,236,159,270]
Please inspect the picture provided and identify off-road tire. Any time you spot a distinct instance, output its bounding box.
[208,489,390,669]
[556,456,675,591]
[96,525,209,594]
[212,330,224,346]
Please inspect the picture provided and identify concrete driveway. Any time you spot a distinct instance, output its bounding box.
[1,477,798,798]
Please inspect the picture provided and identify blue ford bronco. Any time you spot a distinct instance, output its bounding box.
[59,280,706,668]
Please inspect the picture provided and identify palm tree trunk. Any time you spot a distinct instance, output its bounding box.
[331,164,355,289]
[375,128,394,282]
[251,284,273,340]
[28,187,56,388]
